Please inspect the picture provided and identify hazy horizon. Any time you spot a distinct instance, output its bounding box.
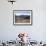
[15,13,31,16]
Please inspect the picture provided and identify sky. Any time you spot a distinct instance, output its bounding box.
[16,13,31,16]
[14,11,32,16]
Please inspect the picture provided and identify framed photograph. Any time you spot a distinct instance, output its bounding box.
[13,10,32,25]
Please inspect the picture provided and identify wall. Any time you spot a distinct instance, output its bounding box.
[0,0,46,42]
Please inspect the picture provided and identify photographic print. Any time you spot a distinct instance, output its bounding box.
[13,10,32,25]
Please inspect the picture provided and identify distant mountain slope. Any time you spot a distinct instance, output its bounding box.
[15,15,30,19]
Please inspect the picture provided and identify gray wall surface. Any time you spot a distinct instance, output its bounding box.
[0,0,46,42]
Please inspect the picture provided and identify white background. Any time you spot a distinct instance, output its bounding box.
[0,0,46,42]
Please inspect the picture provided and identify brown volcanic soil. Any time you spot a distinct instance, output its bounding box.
[15,18,31,23]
